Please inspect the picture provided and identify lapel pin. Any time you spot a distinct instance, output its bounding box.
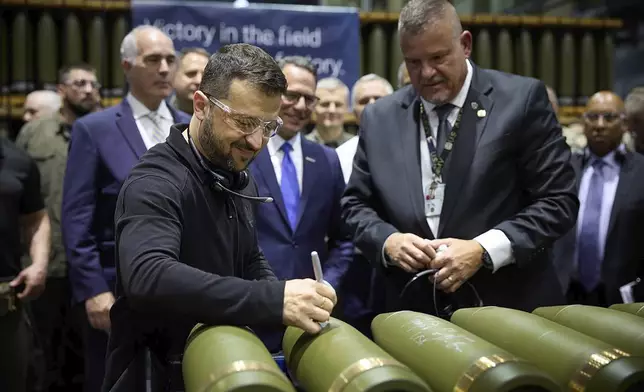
[477,109,486,118]
[471,102,479,110]
[305,156,316,163]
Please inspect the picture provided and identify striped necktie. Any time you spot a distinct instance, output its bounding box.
[147,111,167,145]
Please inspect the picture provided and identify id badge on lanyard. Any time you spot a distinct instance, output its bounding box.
[419,102,463,219]
[425,137,445,218]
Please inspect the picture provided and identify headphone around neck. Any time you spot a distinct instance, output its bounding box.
[186,129,272,203]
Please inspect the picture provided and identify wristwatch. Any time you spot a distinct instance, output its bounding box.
[481,248,493,270]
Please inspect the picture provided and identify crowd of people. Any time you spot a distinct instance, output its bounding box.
[1,0,643,391]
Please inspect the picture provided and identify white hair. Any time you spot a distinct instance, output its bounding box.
[26,90,61,111]
[351,74,393,107]
[625,87,644,117]
[317,77,348,92]
[397,62,408,89]
[120,25,170,63]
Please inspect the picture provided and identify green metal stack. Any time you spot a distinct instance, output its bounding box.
[610,303,644,318]
[372,311,559,392]
[283,317,432,392]
[533,305,644,356]
[452,306,644,392]
[183,324,295,392]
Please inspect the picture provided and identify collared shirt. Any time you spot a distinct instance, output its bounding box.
[336,135,360,183]
[126,93,174,149]
[574,148,623,271]
[15,114,70,277]
[419,60,473,236]
[305,128,354,148]
[417,60,513,272]
[267,132,304,193]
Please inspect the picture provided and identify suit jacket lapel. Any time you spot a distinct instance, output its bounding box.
[398,90,433,238]
[439,67,494,236]
[254,149,290,228]
[168,106,185,123]
[296,139,319,232]
[607,152,634,237]
[116,100,147,158]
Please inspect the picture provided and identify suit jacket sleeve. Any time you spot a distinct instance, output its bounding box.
[116,175,285,326]
[62,120,110,303]
[495,81,579,264]
[341,110,399,268]
[323,150,354,289]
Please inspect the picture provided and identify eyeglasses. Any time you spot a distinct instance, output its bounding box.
[583,112,624,125]
[282,91,319,109]
[203,92,283,138]
[66,79,101,90]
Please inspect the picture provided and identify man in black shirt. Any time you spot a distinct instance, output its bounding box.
[0,138,50,392]
[103,44,337,391]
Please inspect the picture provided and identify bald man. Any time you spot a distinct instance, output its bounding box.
[553,91,644,306]
[547,86,633,154]
[22,90,61,123]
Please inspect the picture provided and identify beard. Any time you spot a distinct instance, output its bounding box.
[199,115,258,172]
[199,115,235,171]
[66,97,95,118]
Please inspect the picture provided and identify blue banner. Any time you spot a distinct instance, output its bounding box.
[132,1,361,88]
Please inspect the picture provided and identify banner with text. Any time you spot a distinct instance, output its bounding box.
[132,1,360,88]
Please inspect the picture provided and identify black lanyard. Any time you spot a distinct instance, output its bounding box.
[419,102,463,183]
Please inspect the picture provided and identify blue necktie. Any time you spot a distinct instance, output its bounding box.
[577,159,605,292]
[280,142,299,230]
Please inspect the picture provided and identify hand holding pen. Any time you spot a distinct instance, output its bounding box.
[311,251,333,329]
[281,251,337,334]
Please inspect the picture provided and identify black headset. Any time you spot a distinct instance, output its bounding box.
[186,129,273,204]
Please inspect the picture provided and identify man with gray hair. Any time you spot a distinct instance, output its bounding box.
[22,90,61,123]
[61,25,189,392]
[397,61,411,89]
[625,86,644,154]
[306,77,354,148]
[337,73,394,182]
[342,0,577,315]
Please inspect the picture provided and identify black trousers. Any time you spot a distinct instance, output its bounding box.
[82,312,109,392]
[0,307,31,392]
[29,277,84,392]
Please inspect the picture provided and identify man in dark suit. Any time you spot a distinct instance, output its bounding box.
[249,56,353,350]
[61,25,189,392]
[554,91,644,306]
[341,0,578,315]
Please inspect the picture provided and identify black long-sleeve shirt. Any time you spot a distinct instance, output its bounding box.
[103,125,285,391]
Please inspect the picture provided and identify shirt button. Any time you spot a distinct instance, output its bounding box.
[291,241,297,248]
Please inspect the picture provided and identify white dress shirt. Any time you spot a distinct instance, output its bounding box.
[416,60,514,272]
[573,148,622,272]
[336,135,359,183]
[126,93,174,150]
[266,132,304,193]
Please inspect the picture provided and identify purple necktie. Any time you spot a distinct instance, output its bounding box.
[577,159,605,291]
[280,142,299,230]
